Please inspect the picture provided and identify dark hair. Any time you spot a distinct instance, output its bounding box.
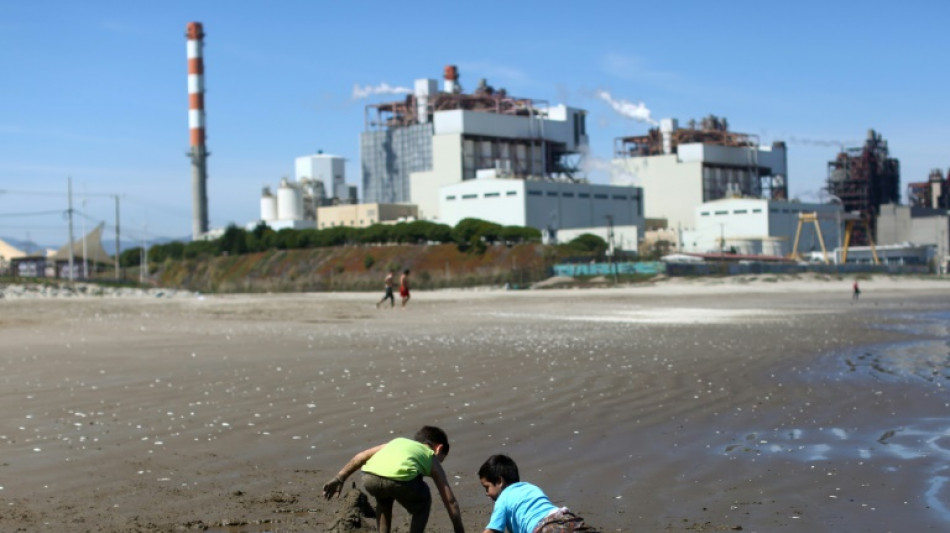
[478,454,520,485]
[403,269,410,274]
[413,426,449,455]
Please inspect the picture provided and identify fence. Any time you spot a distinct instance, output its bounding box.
[553,261,930,278]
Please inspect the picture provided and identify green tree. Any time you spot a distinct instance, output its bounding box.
[183,239,217,259]
[567,233,607,255]
[119,247,142,267]
[500,226,541,244]
[218,225,249,255]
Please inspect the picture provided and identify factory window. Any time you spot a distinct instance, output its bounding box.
[752,209,762,213]
[484,192,500,198]
[578,193,590,198]
[506,190,517,196]
[594,194,608,199]
[770,208,779,213]
[446,195,456,201]
[715,210,728,215]
[563,192,575,198]
[528,190,542,196]
[546,191,558,197]
[462,194,478,199]
[700,212,710,216]
[612,194,627,200]
[733,209,748,214]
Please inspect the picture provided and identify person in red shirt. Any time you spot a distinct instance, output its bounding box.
[399,269,411,307]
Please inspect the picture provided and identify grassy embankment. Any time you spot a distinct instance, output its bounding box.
[151,242,555,293]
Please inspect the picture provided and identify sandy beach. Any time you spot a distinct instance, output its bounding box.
[1,275,948,532]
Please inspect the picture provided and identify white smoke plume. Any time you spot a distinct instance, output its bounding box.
[596,90,658,125]
[352,82,412,100]
[579,149,639,187]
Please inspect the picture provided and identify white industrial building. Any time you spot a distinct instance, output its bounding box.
[361,66,588,221]
[681,197,842,258]
[611,116,788,233]
[295,153,357,206]
[252,153,359,231]
[256,178,317,231]
[439,176,644,244]
[877,203,949,272]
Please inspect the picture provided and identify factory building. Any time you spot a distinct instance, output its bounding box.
[254,152,359,231]
[610,116,788,233]
[257,178,317,231]
[907,168,949,210]
[681,198,842,259]
[876,203,949,272]
[360,66,588,220]
[317,203,418,229]
[295,153,357,208]
[438,177,644,244]
[826,129,901,245]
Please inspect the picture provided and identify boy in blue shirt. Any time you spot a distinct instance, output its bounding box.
[478,454,598,533]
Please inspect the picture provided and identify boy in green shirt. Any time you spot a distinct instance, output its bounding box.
[323,426,465,533]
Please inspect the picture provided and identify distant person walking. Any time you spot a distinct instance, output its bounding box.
[376,270,396,309]
[852,279,861,301]
[399,269,411,308]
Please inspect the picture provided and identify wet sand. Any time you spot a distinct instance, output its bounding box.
[0,275,948,532]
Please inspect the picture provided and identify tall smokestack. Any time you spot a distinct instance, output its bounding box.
[443,65,459,94]
[186,22,209,240]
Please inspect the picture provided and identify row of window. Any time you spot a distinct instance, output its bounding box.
[700,208,764,216]
[446,190,637,201]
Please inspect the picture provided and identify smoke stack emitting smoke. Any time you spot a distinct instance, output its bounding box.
[596,90,657,125]
[352,83,412,99]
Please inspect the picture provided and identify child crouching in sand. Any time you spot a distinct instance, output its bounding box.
[478,454,598,533]
[323,425,465,533]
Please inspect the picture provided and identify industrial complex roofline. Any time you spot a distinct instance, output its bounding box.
[363,65,551,130]
[614,115,777,158]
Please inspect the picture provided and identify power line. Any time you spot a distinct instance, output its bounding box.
[0,209,65,217]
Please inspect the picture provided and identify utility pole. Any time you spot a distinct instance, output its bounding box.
[112,195,121,280]
[140,224,147,284]
[605,214,618,284]
[719,223,725,255]
[67,177,75,282]
[81,193,88,279]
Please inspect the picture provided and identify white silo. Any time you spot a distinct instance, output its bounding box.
[260,186,277,221]
[277,178,303,220]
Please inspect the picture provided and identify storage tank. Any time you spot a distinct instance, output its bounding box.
[277,178,303,220]
[260,186,277,221]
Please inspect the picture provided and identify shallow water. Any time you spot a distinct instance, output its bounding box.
[714,308,950,527]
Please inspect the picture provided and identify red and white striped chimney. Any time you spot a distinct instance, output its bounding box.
[186,21,209,239]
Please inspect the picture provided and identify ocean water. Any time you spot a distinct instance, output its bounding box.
[717,308,950,526]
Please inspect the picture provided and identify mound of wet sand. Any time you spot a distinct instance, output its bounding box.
[0,276,948,531]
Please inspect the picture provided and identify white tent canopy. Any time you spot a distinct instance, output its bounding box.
[50,223,113,264]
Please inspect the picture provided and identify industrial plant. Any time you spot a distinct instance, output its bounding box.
[3,21,947,282]
[825,129,901,245]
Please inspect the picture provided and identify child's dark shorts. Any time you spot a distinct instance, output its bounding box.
[361,473,431,515]
[534,507,599,532]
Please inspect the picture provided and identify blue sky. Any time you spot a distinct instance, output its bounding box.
[1,1,946,246]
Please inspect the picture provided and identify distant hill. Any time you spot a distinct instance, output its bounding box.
[1,235,191,256]
[0,237,55,255]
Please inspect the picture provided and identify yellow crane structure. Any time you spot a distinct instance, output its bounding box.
[789,211,879,265]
